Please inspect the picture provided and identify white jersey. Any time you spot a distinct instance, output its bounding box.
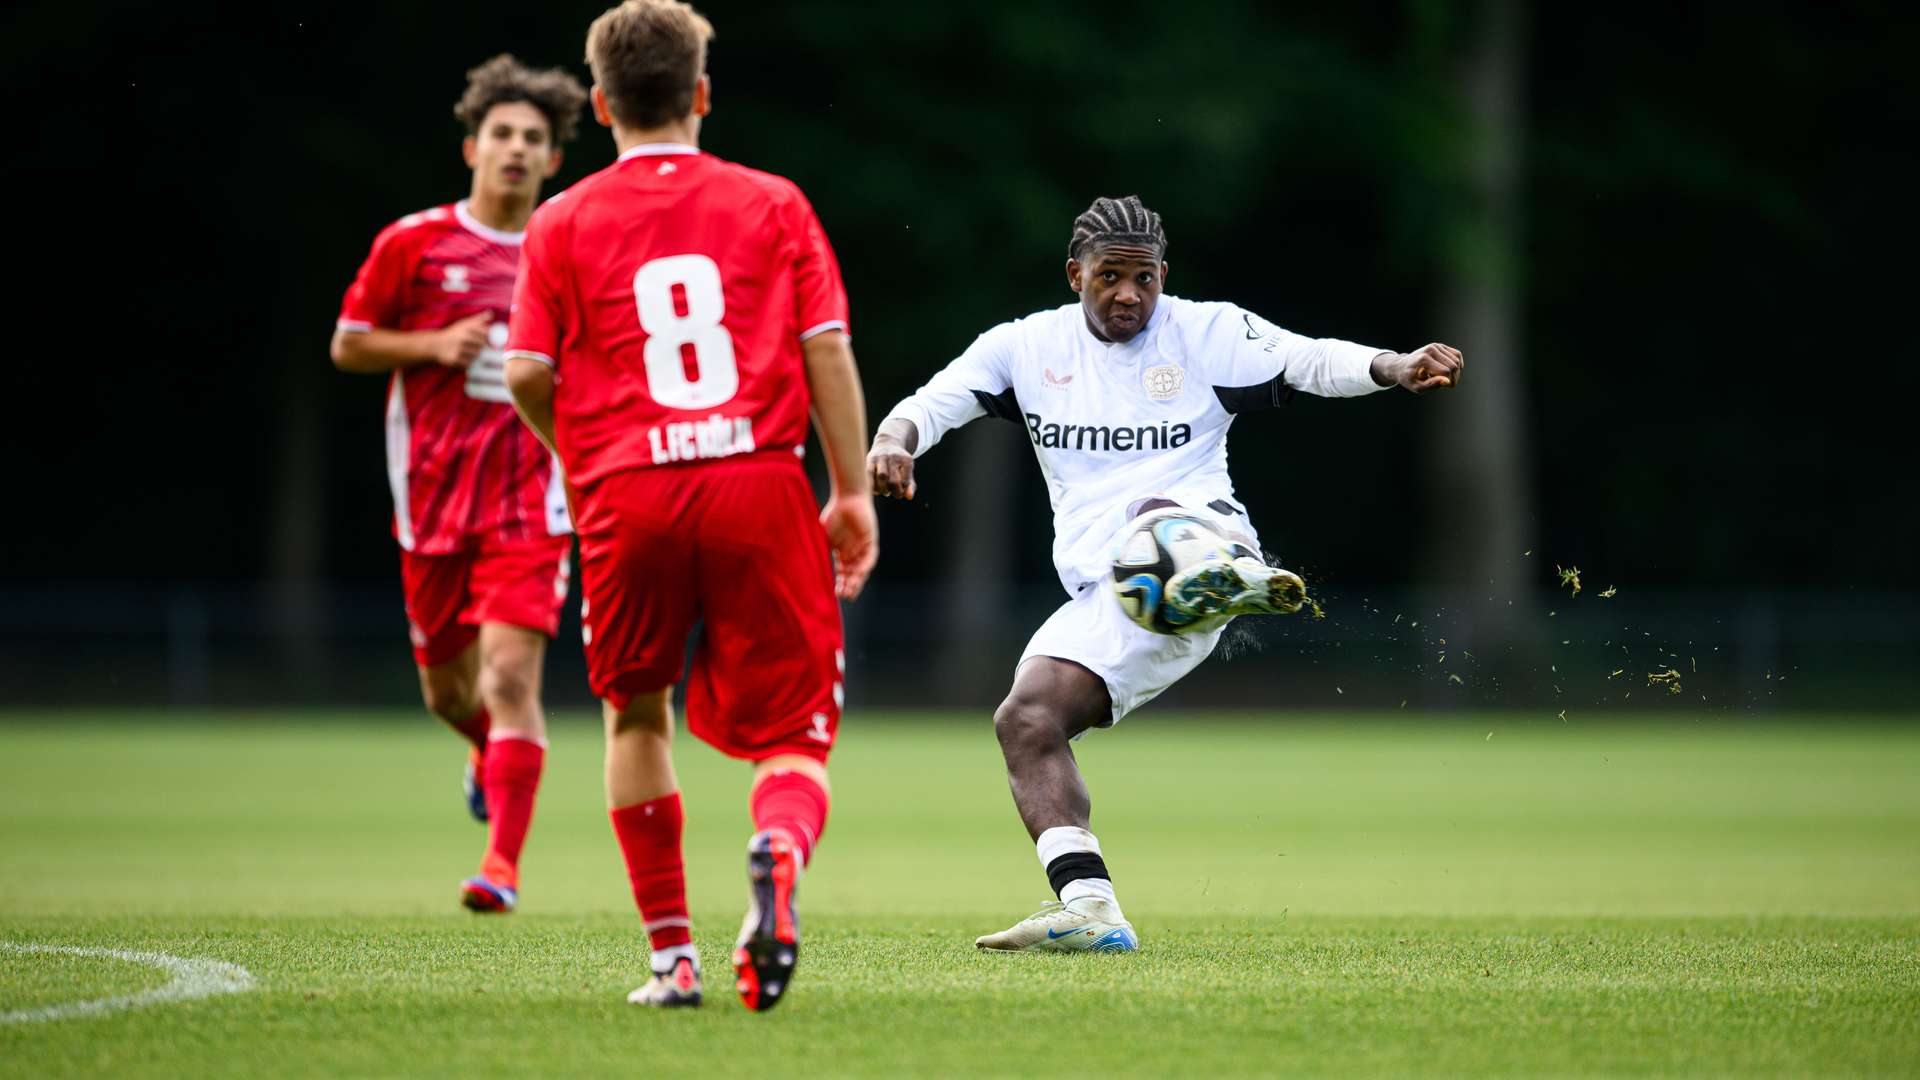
[884,294,1388,596]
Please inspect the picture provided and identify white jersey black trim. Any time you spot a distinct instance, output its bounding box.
[1212,373,1294,414]
[881,295,1389,596]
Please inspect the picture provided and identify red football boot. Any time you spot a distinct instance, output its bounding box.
[732,830,800,1012]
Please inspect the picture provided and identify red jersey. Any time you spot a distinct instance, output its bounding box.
[337,201,571,553]
[505,144,849,488]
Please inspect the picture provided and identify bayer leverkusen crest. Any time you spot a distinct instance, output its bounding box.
[1142,364,1185,401]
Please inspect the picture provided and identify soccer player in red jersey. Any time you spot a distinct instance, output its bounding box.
[331,56,588,915]
[504,0,876,1011]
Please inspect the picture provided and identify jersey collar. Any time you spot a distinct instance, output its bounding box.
[453,200,526,245]
[618,142,701,162]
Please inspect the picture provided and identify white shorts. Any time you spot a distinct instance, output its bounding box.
[1019,502,1251,729]
[1020,584,1225,729]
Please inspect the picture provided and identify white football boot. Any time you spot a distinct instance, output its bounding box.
[974,898,1139,953]
[1164,553,1307,620]
[627,955,702,1008]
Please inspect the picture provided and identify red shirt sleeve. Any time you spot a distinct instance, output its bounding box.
[786,189,849,341]
[337,221,417,331]
[506,202,566,369]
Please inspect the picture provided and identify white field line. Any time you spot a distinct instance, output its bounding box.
[0,942,255,1024]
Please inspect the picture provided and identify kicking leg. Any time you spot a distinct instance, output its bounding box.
[605,688,701,1008]
[977,658,1137,952]
[1126,497,1306,620]
[459,624,548,913]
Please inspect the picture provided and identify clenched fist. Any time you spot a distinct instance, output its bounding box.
[1371,343,1465,394]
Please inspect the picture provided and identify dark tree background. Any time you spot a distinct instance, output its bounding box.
[2,0,1913,708]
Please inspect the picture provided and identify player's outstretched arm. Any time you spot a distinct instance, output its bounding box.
[1368,343,1465,393]
[803,330,878,600]
[867,418,918,501]
[330,312,493,374]
[864,322,1014,499]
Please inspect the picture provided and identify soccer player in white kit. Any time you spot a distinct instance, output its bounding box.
[867,196,1464,951]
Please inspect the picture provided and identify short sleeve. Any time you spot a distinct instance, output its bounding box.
[786,190,850,341]
[505,204,565,370]
[336,223,416,332]
[1213,305,1386,409]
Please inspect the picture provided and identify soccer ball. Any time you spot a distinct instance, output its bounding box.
[1109,512,1237,635]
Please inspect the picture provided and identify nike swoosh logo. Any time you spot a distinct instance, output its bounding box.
[1242,313,1262,340]
[1046,927,1090,939]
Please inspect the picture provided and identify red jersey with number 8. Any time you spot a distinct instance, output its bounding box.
[505,144,849,488]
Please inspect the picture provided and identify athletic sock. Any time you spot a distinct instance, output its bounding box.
[1036,825,1121,913]
[478,734,544,888]
[749,768,831,866]
[449,707,491,753]
[609,792,693,954]
[1060,876,1118,906]
[649,942,700,977]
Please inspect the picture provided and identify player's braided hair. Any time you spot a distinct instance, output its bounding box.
[453,54,589,144]
[1068,195,1167,262]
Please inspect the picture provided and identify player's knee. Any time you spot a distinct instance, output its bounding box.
[606,691,673,741]
[478,653,535,713]
[420,677,476,724]
[993,695,1075,759]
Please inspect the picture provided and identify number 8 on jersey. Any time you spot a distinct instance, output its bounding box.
[635,254,738,410]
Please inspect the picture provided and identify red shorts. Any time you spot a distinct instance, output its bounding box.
[574,455,843,764]
[399,534,573,667]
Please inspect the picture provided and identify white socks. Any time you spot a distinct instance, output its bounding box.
[1061,877,1118,906]
[650,943,699,976]
[1036,825,1122,915]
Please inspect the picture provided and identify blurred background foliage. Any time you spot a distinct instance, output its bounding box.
[1,0,1912,708]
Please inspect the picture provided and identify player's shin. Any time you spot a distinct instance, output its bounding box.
[610,793,695,970]
[748,759,831,865]
[479,734,545,886]
[603,690,691,970]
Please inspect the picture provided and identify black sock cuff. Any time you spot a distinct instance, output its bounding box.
[1045,851,1110,896]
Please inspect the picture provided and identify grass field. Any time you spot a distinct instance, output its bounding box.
[2,712,1917,1077]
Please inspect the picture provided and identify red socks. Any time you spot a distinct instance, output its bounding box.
[750,769,831,866]
[479,736,544,888]
[604,774,826,956]
[448,707,491,752]
[609,793,692,951]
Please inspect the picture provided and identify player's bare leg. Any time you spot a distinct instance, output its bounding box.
[977,657,1138,952]
[735,755,830,1012]
[479,624,549,741]
[994,658,1106,838]
[416,647,490,822]
[459,624,549,913]
[605,689,700,1007]
[605,688,678,805]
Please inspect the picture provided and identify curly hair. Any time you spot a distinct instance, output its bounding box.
[586,0,714,129]
[452,54,589,144]
[1068,195,1167,261]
